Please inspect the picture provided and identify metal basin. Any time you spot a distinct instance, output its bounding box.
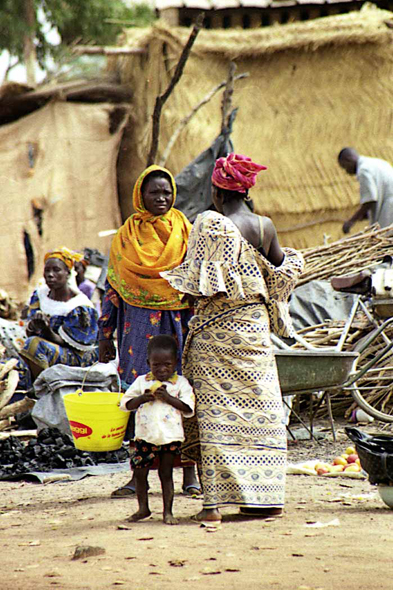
[275,350,359,395]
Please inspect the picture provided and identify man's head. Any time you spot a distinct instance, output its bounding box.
[338,147,359,175]
[147,335,178,382]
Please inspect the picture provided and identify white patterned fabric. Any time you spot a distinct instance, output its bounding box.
[162,211,304,510]
[162,211,304,338]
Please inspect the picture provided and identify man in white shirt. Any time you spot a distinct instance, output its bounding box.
[338,147,393,233]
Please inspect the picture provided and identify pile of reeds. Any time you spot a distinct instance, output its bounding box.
[299,224,393,286]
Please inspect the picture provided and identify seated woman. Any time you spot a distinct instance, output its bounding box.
[17,247,98,390]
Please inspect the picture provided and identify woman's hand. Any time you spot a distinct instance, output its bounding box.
[99,339,116,363]
[26,312,50,337]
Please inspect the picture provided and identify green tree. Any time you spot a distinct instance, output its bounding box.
[0,0,156,82]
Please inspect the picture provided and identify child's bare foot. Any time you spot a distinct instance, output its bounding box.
[163,513,179,525]
[126,508,151,522]
[191,508,221,523]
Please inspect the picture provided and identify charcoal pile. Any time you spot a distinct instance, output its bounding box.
[0,427,129,479]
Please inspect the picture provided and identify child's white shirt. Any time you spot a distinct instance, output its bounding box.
[120,374,195,445]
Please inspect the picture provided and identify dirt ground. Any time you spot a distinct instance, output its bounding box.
[1,420,392,590]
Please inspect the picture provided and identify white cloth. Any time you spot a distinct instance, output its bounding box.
[357,156,393,227]
[120,374,195,445]
[36,284,94,316]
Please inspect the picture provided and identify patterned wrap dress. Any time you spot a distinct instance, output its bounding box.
[162,211,304,510]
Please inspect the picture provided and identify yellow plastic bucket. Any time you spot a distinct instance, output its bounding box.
[63,390,128,452]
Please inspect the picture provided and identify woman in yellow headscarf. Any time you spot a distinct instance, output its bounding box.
[98,165,200,497]
[9,247,99,394]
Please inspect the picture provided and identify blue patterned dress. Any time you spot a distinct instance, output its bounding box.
[17,287,98,390]
[98,281,192,388]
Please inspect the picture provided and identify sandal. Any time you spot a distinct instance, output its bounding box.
[239,507,283,518]
[111,484,136,498]
[190,510,221,527]
[182,484,202,496]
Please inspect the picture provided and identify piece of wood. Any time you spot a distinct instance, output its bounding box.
[72,46,146,55]
[159,72,249,167]
[0,370,19,410]
[221,62,236,134]
[0,429,37,440]
[146,13,204,167]
[0,358,18,381]
[0,419,10,431]
[0,396,35,419]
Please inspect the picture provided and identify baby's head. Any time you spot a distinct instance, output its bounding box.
[147,335,178,382]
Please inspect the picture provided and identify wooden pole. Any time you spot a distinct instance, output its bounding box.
[71,46,146,56]
[221,62,237,134]
[146,13,204,167]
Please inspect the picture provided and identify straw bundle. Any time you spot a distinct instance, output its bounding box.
[118,6,393,58]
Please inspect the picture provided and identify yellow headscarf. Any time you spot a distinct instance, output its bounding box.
[44,247,83,270]
[107,165,192,310]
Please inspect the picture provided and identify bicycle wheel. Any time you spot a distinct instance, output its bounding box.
[346,328,393,423]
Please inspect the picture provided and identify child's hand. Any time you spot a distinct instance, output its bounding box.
[153,385,169,402]
[142,390,156,403]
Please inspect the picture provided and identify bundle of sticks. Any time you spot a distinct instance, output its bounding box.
[298,224,393,286]
[0,357,34,431]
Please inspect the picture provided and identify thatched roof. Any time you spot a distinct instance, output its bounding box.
[0,80,133,126]
[110,5,393,248]
[156,0,359,8]
[120,5,393,56]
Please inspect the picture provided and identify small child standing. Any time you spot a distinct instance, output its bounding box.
[120,334,195,525]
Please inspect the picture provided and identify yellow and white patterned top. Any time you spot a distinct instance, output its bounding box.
[162,211,304,338]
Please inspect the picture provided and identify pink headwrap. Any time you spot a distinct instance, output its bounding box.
[212,153,267,194]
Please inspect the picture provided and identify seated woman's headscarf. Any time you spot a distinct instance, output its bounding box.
[43,247,86,297]
[212,153,267,194]
[44,247,83,270]
[108,165,192,310]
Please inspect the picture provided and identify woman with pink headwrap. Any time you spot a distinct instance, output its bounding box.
[163,153,304,524]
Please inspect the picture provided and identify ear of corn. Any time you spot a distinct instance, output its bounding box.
[149,380,163,393]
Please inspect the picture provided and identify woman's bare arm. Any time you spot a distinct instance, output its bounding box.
[261,217,284,267]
